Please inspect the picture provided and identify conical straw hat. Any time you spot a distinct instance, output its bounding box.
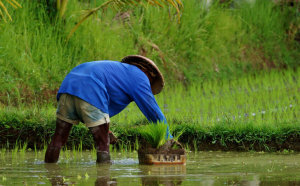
[121,55,164,95]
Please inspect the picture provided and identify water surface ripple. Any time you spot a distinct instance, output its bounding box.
[0,151,299,185]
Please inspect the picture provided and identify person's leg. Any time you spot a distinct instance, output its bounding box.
[45,118,73,163]
[73,95,112,163]
[45,94,79,163]
[89,123,110,163]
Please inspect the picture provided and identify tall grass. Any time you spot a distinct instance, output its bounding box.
[0,0,298,106]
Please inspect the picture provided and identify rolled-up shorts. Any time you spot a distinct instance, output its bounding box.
[56,93,110,128]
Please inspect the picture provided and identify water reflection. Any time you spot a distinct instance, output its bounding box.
[95,164,117,186]
[139,165,186,186]
[211,177,300,186]
[45,163,117,186]
[44,163,74,185]
[34,152,300,186]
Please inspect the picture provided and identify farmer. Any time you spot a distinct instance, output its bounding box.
[45,55,172,163]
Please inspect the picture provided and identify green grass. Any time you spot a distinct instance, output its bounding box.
[0,0,299,106]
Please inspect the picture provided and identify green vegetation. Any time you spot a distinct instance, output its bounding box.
[0,0,22,22]
[0,0,299,151]
[1,69,299,151]
[0,0,299,106]
[138,123,168,148]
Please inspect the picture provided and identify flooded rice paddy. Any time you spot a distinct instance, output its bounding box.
[0,151,300,185]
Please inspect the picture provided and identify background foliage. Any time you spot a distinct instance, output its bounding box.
[0,0,299,106]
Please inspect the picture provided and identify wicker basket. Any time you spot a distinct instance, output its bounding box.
[138,153,186,165]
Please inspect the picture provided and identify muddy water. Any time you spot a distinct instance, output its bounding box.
[0,151,300,185]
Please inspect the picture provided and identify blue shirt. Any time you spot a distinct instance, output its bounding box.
[57,60,168,125]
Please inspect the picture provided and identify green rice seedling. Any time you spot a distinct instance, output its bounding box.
[11,143,20,164]
[63,147,71,161]
[34,143,37,153]
[42,143,48,155]
[124,142,129,152]
[134,137,139,151]
[123,141,129,152]
[109,144,113,153]
[193,140,198,152]
[78,141,83,152]
[121,141,126,152]
[128,142,132,153]
[6,141,9,149]
[20,142,27,157]
[0,148,6,161]
[138,123,168,148]
[119,141,124,152]
[11,141,19,157]
[90,145,96,160]
[111,144,115,153]
[72,142,76,152]
[185,143,191,153]
[71,144,80,161]
[172,126,185,142]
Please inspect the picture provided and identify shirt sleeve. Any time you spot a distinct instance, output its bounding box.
[131,78,167,124]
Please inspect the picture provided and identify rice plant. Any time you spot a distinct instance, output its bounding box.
[113,69,299,130]
[138,123,169,148]
[134,137,139,151]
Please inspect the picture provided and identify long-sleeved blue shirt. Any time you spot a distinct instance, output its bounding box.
[57,60,168,125]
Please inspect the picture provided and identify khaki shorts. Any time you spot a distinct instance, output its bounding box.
[56,94,110,128]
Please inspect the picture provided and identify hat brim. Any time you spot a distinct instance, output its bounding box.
[121,55,164,95]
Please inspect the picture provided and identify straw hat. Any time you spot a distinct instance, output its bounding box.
[121,55,164,95]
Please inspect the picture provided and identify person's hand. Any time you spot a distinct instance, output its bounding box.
[109,131,118,144]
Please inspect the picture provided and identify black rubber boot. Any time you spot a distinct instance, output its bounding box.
[45,118,72,163]
[89,123,111,163]
[97,151,111,163]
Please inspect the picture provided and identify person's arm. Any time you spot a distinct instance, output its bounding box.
[131,79,172,139]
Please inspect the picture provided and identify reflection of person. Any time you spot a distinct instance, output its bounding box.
[45,55,172,164]
[95,165,117,186]
[44,163,67,185]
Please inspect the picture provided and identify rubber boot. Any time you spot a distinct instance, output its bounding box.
[89,123,111,163]
[45,118,72,163]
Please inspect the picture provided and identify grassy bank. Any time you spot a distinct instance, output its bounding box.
[1,69,299,151]
[0,0,299,105]
[0,107,299,152]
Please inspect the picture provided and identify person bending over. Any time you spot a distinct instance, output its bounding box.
[45,55,172,163]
